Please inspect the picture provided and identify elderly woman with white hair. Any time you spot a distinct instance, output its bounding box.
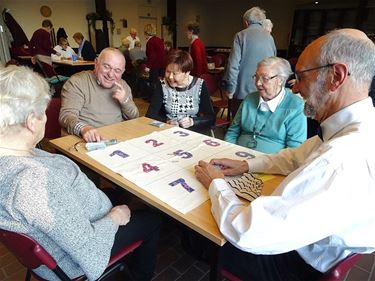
[0,65,161,280]
[225,56,307,153]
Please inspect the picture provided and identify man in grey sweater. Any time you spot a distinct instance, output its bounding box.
[223,7,276,117]
[59,47,139,142]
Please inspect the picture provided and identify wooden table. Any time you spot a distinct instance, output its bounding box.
[49,116,283,279]
[53,60,95,66]
[53,60,95,76]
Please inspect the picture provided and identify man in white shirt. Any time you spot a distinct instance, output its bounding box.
[195,28,375,280]
[125,28,140,50]
[52,37,77,61]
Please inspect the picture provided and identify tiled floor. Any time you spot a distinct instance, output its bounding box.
[1,98,375,281]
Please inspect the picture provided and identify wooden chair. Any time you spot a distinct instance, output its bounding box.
[36,60,69,97]
[200,73,231,137]
[0,228,143,281]
[221,253,363,281]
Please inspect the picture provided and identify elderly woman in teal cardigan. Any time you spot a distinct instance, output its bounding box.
[225,56,307,153]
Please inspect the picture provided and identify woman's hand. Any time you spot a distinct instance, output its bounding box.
[178,117,194,128]
[108,205,131,226]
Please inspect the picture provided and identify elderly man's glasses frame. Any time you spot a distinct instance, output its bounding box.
[293,63,350,82]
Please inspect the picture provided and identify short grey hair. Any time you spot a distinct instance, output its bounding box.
[262,19,273,33]
[319,29,375,89]
[0,65,50,134]
[243,7,266,25]
[257,56,292,86]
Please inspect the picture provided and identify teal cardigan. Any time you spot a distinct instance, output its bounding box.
[225,89,307,153]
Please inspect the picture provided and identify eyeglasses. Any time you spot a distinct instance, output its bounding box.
[293,64,334,82]
[252,74,278,84]
[101,63,124,75]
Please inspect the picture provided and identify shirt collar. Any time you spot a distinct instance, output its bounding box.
[258,87,285,112]
[191,34,198,44]
[320,98,373,141]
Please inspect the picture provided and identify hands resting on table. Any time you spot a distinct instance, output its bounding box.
[195,159,249,188]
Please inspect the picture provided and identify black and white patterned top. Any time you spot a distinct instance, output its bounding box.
[162,77,203,121]
[146,77,215,133]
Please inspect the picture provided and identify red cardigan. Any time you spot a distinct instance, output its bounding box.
[146,36,165,70]
[29,28,56,56]
[190,38,208,76]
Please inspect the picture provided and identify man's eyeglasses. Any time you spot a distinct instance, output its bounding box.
[252,74,278,84]
[293,63,335,82]
[101,63,124,75]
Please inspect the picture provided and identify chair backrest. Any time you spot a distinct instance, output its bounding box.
[319,254,362,281]
[0,229,57,270]
[45,97,62,139]
[200,73,220,96]
[37,60,58,78]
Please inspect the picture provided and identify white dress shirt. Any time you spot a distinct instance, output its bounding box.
[52,45,77,61]
[209,97,375,273]
[258,88,285,112]
[125,35,140,49]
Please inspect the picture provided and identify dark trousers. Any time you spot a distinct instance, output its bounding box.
[182,230,323,281]
[220,242,323,281]
[111,210,161,281]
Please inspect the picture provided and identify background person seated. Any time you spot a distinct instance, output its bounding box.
[225,56,307,153]
[52,37,77,61]
[146,50,215,134]
[72,32,96,61]
[0,65,161,281]
[59,47,139,142]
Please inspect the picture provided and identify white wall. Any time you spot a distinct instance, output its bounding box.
[176,0,297,50]
[0,0,167,49]
[0,0,95,49]
[1,0,296,52]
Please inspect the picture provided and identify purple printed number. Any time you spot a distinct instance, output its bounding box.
[173,130,189,137]
[203,139,220,147]
[173,149,193,159]
[109,150,129,158]
[235,151,255,159]
[169,178,194,193]
[145,139,164,147]
[142,163,160,173]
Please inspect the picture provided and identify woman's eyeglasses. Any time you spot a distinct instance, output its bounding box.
[252,74,278,84]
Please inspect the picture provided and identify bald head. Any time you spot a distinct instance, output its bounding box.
[95,47,126,88]
[294,28,375,122]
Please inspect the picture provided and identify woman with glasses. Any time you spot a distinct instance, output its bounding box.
[225,56,307,153]
[146,50,215,134]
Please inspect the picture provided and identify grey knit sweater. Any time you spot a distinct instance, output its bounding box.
[0,149,118,280]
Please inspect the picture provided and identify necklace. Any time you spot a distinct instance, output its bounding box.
[247,89,284,149]
[247,110,273,149]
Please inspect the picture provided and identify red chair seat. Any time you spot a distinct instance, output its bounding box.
[0,228,143,281]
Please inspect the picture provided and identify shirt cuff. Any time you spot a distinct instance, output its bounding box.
[246,156,268,173]
[73,122,87,136]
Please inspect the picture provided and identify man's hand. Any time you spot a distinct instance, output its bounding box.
[108,205,131,226]
[80,125,104,142]
[195,160,224,189]
[31,56,36,65]
[223,90,234,99]
[178,117,194,128]
[112,82,130,104]
[209,158,249,176]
